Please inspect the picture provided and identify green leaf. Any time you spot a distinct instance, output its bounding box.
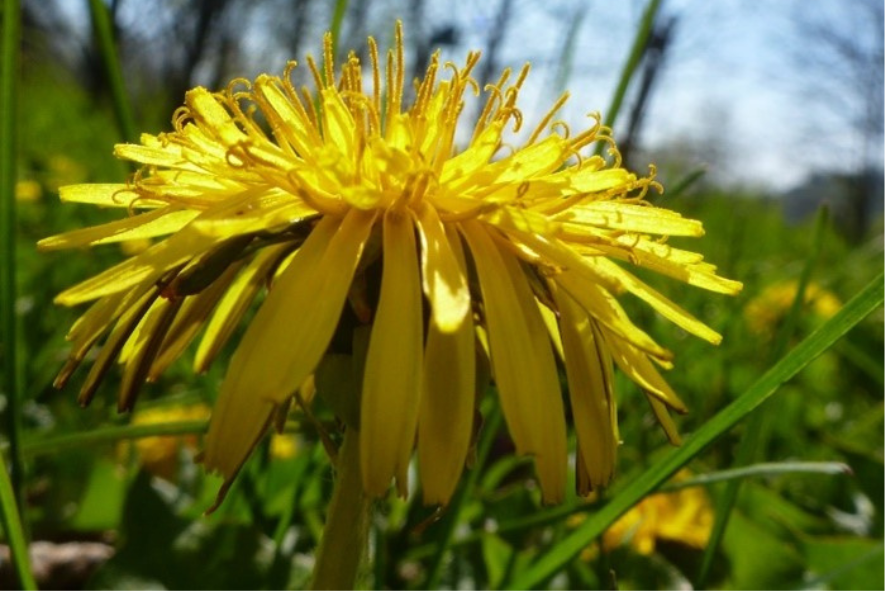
[0,453,35,589]
[802,537,884,590]
[87,0,137,143]
[507,272,884,589]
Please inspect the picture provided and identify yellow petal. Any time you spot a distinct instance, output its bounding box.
[646,395,682,445]
[190,190,317,237]
[194,243,290,372]
[460,220,567,503]
[115,140,191,169]
[494,228,671,360]
[59,184,162,208]
[440,122,503,185]
[77,286,160,407]
[361,210,423,497]
[556,269,671,361]
[459,135,568,194]
[554,286,617,490]
[38,208,198,250]
[118,296,182,411]
[587,257,723,344]
[418,224,475,506]
[186,87,250,148]
[320,87,356,161]
[601,331,687,413]
[414,203,470,333]
[253,75,321,161]
[54,225,219,306]
[203,209,375,484]
[148,262,242,380]
[560,201,704,237]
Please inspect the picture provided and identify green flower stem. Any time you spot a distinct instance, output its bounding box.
[311,427,371,590]
[1,0,26,527]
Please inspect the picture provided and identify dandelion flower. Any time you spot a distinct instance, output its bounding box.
[745,279,840,336]
[121,403,210,480]
[602,470,713,555]
[42,22,741,508]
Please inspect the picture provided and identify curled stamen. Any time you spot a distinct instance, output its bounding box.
[472,83,504,142]
[225,77,252,99]
[172,106,192,132]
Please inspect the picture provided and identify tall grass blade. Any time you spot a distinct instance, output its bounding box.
[328,0,349,60]
[507,272,884,590]
[0,455,35,589]
[21,420,209,457]
[88,0,137,143]
[1,0,27,530]
[696,207,829,587]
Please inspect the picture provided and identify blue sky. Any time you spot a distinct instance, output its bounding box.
[414,0,884,191]
[55,0,883,192]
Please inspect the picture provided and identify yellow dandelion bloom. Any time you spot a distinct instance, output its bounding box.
[744,279,841,336]
[122,403,210,480]
[16,180,42,202]
[602,472,714,555]
[42,23,741,508]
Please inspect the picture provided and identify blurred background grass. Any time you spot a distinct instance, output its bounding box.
[1,0,884,589]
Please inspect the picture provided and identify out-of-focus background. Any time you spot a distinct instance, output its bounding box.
[5,0,884,588]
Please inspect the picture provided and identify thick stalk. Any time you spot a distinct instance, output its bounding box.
[311,428,371,590]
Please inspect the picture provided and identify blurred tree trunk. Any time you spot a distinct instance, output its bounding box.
[166,0,232,108]
[788,0,884,240]
[285,0,314,61]
[620,13,678,166]
[478,0,515,86]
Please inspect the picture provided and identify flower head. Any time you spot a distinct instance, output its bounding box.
[42,23,741,508]
[121,403,210,480]
[744,279,840,336]
[602,470,713,555]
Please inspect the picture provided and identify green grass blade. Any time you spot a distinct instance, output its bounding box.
[0,454,35,589]
[664,166,707,200]
[328,0,349,60]
[697,207,829,587]
[88,0,137,143]
[21,420,209,456]
[507,272,884,590]
[594,0,662,157]
[1,0,27,527]
[658,461,851,492]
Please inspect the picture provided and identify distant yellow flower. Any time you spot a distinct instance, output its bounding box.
[124,403,210,480]
[15,180,41,202]
[602,472,713,555]
[42,23,740,508]
[270,433,299,460]
[744,280,841,336]
[46,155,87,190]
